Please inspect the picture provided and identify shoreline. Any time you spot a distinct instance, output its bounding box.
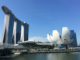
[0,48,80,56]
[26,48,80,54]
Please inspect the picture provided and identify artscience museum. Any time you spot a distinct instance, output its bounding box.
[47,27,77,47]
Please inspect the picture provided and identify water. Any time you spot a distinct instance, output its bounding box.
[0,53,80,60]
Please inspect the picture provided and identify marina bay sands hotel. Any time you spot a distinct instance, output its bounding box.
[1,6,29,45]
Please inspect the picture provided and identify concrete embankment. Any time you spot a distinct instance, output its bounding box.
[26,49,80,53]
[0,48,80,56]
[0,48,13,56]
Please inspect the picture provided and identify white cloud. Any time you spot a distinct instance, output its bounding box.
[28,36,50,42]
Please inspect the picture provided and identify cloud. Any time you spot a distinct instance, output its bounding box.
[28,36,50,42]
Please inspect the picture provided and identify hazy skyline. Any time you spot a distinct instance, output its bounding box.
[0,0,80,44]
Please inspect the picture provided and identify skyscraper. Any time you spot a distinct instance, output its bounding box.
[1,6,29,45]
[62,27,71,44]
[2,14,15,44]
[20,22,29,42]
[70,30,77,47]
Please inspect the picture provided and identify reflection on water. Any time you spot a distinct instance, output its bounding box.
[0,53,80,60]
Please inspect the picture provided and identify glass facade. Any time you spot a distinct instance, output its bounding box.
[24,24,28,41]
[8,15,14,44]
[16,21,21,43]
[70,30,77,47]
[2,14,29,44]
[2,6,29,45]
[3,14,14,44]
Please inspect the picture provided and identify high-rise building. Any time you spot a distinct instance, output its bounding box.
[2,14,15,44]
[20,22,29,42]
[62,27,71,44]
[1,6,29,45]
[70,30,77,47]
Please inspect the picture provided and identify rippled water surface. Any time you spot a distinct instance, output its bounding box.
[0,53,80,60]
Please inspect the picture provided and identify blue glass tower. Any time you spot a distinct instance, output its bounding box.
[70,30,77,47]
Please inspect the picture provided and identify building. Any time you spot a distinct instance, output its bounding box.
[70,30,77,47]
[47,30,61,44]
[62,27,71,44]
[1,6,29,45]
[19,41,54,49]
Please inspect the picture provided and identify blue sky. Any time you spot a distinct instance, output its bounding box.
[0,0,80,44]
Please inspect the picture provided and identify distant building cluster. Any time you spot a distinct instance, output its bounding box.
[47,27,77,47]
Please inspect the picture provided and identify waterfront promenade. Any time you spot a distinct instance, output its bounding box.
[26,48,80,53]
[0,45,80,56]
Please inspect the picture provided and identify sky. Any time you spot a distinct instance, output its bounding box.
[0,0,80,44]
